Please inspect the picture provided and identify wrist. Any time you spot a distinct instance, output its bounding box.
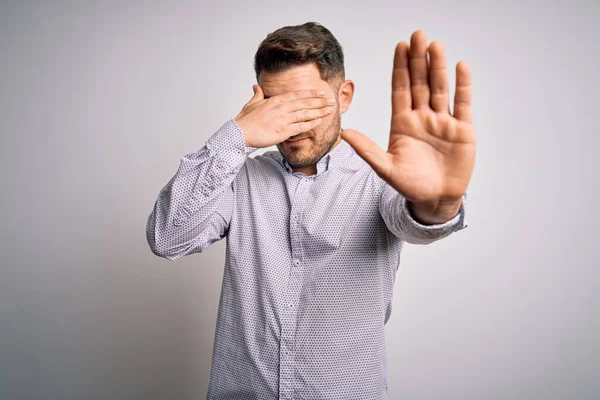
[233,116,255,148]
[408,197,462,225]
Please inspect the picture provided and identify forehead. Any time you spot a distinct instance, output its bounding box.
[258,63,331,97]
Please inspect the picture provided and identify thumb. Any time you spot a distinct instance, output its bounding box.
[341,129,391,177]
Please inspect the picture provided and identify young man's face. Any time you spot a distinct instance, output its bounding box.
[258,63,343,172]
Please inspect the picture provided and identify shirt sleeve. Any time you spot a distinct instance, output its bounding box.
[378,183,468,245]
[146,118,258,260]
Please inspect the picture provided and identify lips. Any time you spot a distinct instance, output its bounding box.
[286,136,311,143]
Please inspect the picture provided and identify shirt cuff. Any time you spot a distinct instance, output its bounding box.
[401,193,468,233]
[205,119,259,167]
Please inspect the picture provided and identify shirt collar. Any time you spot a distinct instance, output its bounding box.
[280,138,355,177]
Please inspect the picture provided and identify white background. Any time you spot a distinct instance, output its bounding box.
[1,1,598,399]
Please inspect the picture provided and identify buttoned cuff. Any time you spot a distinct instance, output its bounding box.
[401,192,468,234]
[205,119,259,167]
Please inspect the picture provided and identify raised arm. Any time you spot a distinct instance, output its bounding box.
[146,119,253,260]
[146,85,334,260]
[342,30,476,228]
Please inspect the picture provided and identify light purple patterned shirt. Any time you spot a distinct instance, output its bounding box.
[146,118,468,399]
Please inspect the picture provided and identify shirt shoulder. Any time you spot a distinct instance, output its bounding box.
[260,150,284,163]
[233,149,286,178]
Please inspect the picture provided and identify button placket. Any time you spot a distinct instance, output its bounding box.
[279,176,311,398]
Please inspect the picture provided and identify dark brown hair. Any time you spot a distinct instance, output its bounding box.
[254,22,345,88]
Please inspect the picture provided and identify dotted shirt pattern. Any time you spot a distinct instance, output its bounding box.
[146,119,468,400]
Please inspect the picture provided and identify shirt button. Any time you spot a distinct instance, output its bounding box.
[293,259,300,267]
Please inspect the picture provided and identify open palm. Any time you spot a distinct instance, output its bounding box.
[342,30,476,207]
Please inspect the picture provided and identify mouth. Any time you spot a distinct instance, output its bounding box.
[285,136,311,143]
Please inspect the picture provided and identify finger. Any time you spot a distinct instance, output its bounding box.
[274,89,326,104]
[283,96,335,114]
[286,117,325,135]
[341,129,392,177]
[428,41,449,113]
[409,30,430,109]
[248,84,264,105]
[392,41,411,115]
[288,106,334,124]
[453,61,472,122]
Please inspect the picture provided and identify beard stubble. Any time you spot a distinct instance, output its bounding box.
[278,106,341,169]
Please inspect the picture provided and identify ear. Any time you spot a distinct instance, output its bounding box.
[337,79,355,114]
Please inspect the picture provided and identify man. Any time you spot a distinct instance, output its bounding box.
[146,21,475,400]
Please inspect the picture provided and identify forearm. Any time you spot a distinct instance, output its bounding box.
[379,182,468,245]
[146,119,255,259]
